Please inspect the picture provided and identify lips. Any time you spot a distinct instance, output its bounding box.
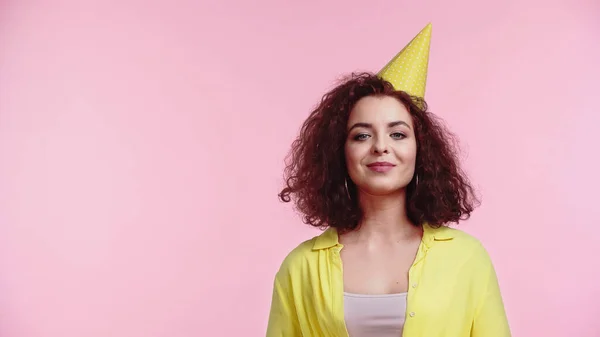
[366,162,396,167]
[366,161,396,173]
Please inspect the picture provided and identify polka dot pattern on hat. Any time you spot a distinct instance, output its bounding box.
[377,23,432,98]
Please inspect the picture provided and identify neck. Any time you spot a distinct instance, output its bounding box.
[349,189,421,242]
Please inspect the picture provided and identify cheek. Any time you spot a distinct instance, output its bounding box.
[344,143,365,171]
[404,147,418,163]
[396,142,417,164]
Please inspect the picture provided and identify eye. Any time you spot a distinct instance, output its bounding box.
[391,132,406,140]
[353,133,370,141]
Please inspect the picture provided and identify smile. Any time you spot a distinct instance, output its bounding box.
[366,162,396,172]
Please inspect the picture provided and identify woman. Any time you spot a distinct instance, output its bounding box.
[267,24,510,337]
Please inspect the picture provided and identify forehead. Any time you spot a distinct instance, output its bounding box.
[348,95,412,126]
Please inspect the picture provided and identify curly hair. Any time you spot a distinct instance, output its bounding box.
[279,72,479,232]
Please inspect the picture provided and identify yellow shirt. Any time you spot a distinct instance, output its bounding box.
[266,224,511,336]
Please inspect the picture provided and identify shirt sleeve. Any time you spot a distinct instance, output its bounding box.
[266,272,301,337]
[471,245,511,337]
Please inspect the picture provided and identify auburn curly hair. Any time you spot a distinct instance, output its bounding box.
[279,72,479,232]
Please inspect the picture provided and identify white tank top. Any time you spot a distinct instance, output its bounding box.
[343,292,408,337]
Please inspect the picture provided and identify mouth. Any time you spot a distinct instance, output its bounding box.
[366,162,396,172]
[367,161,396,167]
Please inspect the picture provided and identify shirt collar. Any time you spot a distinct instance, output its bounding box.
[312,223,455,251]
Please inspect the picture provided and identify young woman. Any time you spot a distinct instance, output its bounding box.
[267,25,510,337]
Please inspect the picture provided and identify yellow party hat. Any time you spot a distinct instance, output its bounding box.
[377,23,432,98]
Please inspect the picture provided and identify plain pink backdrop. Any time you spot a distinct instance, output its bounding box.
[1,0,599,336]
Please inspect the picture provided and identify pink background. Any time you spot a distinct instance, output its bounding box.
[1,0,599,336]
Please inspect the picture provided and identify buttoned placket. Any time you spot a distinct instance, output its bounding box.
[331,244,349,337]
[312,226,453,337]
[330,240,431,337]
[403,236,432,334]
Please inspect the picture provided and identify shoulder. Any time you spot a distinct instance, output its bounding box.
[430,225,485,249]
[275,230,329,278]
[427,225,494,268]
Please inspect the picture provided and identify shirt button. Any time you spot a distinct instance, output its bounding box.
[409,312,416,317]
[412,283,418,288]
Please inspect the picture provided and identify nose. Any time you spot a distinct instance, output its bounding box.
[372,136,389,154]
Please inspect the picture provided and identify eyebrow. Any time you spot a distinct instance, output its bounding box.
[348,121,411,132]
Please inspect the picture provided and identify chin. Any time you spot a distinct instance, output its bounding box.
[360,183,405,196]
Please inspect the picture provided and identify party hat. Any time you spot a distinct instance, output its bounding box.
[377,23,432,98]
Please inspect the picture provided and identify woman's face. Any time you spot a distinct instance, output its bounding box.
[344,95,417,197]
